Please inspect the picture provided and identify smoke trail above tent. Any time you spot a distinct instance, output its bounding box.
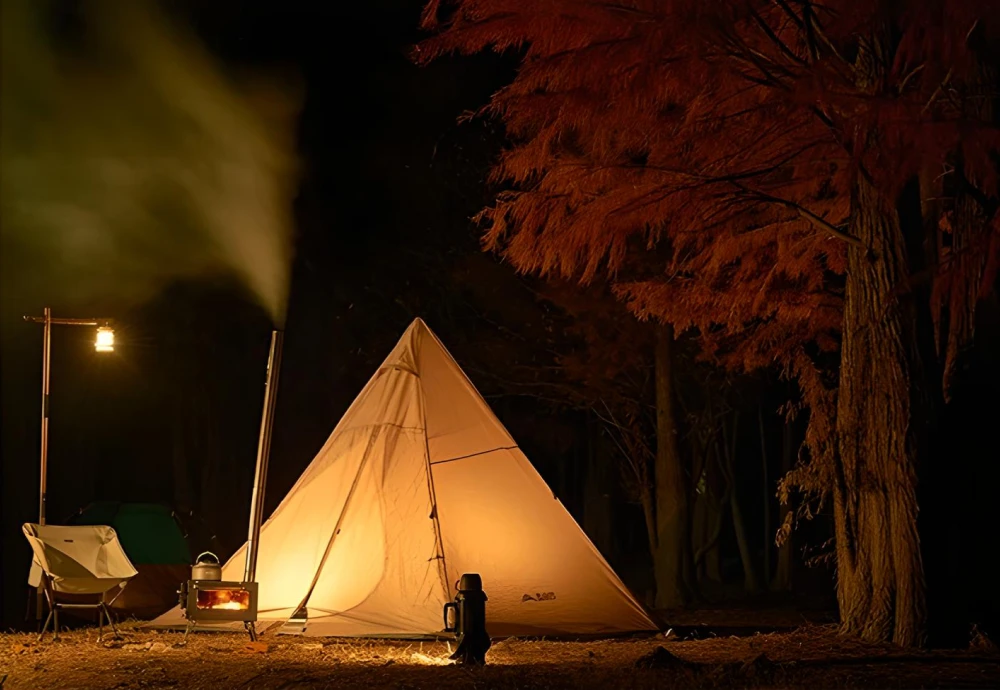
[0,0,298,324]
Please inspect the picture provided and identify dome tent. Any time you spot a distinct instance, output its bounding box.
[67,502,192,619]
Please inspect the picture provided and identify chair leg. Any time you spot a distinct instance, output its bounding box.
[98,604,105,641]
[53,607,59,641]
[103,603,122,640]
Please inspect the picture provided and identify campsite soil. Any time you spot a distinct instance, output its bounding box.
[2,623,998,689]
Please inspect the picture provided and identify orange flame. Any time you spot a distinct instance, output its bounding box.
[196,588,250,610]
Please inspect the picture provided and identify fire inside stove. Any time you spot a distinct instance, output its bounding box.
[197,587,250,611]
[182,581,258,623]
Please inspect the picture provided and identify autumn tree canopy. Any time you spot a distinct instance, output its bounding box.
[417,0,996,372]
[417,0,1000,646]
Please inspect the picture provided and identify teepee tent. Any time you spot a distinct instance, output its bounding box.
[149,318,656,637]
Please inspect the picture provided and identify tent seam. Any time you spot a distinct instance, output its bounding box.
[417,371,451,605]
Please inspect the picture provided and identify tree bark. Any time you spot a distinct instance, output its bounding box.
[833,31,928,648]
[836,175,927,646]
[652,323,692,608]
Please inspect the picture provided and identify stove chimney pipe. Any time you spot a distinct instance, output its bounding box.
[244,329,284,584]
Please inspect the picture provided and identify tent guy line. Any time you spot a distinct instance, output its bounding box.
[428,446,520,467]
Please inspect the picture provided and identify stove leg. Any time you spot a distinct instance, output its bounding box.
[183,621,192,645]
[245,621,257,642]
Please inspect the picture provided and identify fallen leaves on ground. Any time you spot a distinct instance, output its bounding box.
[0,622,997,689]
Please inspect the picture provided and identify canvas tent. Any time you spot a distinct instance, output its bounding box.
[149,318,656,637]
[67,502,191,618]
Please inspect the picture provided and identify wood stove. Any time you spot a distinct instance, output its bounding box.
[179,580,258,640]
[178,330,282,644]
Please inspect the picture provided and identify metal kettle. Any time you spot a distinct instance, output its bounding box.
[192,551,222,581]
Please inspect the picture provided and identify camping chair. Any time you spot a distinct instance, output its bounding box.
[23,523,138,641]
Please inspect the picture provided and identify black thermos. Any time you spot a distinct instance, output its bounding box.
[443,573,491,665]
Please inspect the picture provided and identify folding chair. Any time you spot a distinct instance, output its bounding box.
[23,523,138,641]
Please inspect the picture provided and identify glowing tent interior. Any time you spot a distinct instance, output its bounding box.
[148,318,657,637]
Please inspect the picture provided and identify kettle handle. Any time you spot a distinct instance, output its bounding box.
[196,551,219,564]
[443,602,457,632]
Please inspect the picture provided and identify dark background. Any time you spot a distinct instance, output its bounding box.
[2,0,998,639]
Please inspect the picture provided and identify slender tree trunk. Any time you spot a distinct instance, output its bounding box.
[771,419,794,591]
[703,442,726,583]
[722,411,760,593]
[703,502,723,582]
[936,59,997,395]
[694,465,726,584]
[583,413,614,559]
[834,32,927,648]
[758,405,771,586]
[653,323,692,608]
[692,490,707,581]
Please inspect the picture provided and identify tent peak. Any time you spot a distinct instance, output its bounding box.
[406,316,431,333]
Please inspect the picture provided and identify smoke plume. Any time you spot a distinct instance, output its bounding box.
[0,0,298,325]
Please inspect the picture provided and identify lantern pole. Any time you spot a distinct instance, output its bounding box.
[23,309,114,625]
[244,329,283,584]
[38,308,52,527]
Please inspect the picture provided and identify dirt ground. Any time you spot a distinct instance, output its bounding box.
[1,622,997,689]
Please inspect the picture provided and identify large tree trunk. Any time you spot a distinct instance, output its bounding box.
[834,31,928,648]
[652,323,692,608]
[836,171,927,646]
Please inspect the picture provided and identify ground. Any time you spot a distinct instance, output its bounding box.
[2,622,998,689]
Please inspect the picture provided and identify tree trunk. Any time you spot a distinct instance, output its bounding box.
[652,323,692,608]
[758,405,771,586]
[771,418,794,591]
[583,413,614,559]
[694,442,727,583]
[692,490,707,581]
[834,32,927,648]
[935,59,996,396]
[835,174,927,647]
[722,411,760,594]
[703,503,723,582]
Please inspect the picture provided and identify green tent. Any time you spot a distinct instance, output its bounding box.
[68,502,190,565]
[67,502,192,618]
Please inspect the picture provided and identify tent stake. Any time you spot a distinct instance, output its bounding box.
[244,330,284,584]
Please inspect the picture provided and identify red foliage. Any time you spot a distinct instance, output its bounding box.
[416,0,999,397]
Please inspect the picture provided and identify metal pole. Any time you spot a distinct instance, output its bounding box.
[35,308,52,626]
[39,308,52,526]
[244,330,283,584]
